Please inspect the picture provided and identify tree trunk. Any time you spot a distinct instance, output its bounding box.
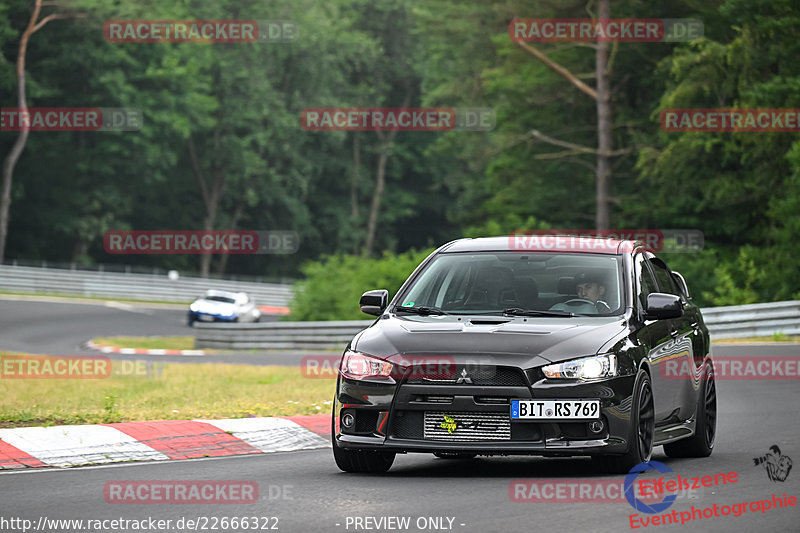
[71,237,88,263]
[199,216,216,278]
[350,133,362,254]
[515,0,617,231]
[363,139,390,258]
[363,90,411,258]
[595,0,612,230]
[0,0,44,264]
[188,134,225,278]
[216,200,244,276]
[351,133,360,219]
[198,169,222,278]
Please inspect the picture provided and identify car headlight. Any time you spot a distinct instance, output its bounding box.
[340,350,393,380]
[189,303,199,312]
[542,353,616,380]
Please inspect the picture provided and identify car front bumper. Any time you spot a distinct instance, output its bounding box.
[189,311,238,322]
[334,371,636,456]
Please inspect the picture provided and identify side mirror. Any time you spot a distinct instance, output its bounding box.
[644,292,683,320]
[360,289,389,316]
[670,271,691,300]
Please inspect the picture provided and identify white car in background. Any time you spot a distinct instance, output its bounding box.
[187,289,261,325]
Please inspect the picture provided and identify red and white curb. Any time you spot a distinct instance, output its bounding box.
[0,415,330,470]
[85,340,207,356]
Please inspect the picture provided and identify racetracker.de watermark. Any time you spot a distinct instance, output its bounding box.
[301,355,497,380]
[103,481,262,504]
[1,355,111,379]
[103,230,298,254]
[662,356,800,380]
[509,229,703,253]
[660,108,800,132]
[300,108,495,131]
[509,18,703,42]
[509,477,703,504]
[0,108,142,132]
[104,20,297,43]
[0,356,163,379]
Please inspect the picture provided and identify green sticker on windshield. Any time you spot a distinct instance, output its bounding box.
[403,302,415,307]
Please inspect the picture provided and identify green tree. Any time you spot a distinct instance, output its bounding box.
[636,0,800,304]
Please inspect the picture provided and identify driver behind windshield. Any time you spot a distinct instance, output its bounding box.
[551,271,611,314]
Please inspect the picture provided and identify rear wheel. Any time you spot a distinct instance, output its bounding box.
[664,363,716,458]
[592,369,655,474]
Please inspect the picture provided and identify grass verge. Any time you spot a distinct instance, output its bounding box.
[92,336,196,350]
[712,333,799,344]
[0,359,334,428]
[0,291,186,306]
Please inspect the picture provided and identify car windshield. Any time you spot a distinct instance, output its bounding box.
[205,296,236,304]
[396,252,625,316]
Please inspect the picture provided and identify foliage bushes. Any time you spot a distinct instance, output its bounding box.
[288,249,435,321]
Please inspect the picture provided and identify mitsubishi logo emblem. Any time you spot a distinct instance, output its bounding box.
[455,369,473,384]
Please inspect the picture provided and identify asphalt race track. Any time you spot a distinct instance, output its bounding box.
[0,299,189,356]
[2,364,799,533]
[0,298,308,365]
[1,298,799,532]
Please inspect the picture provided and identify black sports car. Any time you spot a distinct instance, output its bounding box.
[332,236,716,474]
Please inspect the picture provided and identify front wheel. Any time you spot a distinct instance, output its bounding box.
[332,434,395,473]
[664,363,716,458]
[592,369,655,474]
[331,402,395,473]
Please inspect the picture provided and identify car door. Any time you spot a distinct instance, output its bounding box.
[648,257,699,421]
[633,252,678,424]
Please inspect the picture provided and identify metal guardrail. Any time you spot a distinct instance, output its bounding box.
[700,300,800,339]
[0,264,294,307]
[194,301,800,349]
[194,320,373,350]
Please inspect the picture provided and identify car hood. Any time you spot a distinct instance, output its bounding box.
[352,314,629,366]
[191,299,237,315]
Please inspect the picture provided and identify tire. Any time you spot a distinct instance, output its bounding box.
[187,312,195,326]
[664,363,716,458]
[331,403,395,473]
[433,452,477,460]
[592,369,655,474]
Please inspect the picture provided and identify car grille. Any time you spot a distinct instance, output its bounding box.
[392,411,424,439]
[422,395,453,404]
[405,366,527,387]
[423,411,511,441]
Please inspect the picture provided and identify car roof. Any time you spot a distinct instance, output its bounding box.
[440,235,641,254]
[204,289,244,298]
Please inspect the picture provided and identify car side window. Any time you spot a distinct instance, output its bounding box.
[648,257,680,296]
[635,253,658,309]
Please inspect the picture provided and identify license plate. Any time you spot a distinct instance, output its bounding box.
[198,315,214,322]
[511,399,600,420]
